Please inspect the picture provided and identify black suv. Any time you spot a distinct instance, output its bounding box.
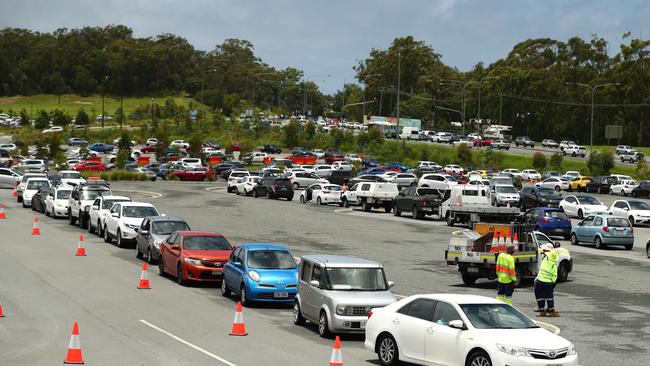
[632,180,650,199]
[585,176,616,194]
[514,136,535,147]
[261,144,282,154]
[253,176,294,200]
[519,186,563,210]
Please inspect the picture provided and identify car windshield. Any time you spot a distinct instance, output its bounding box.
[545,210,568,219]
[56,190,71,199]
[183,236,232,250]
[538,188,560,196]
[122,206,159,218]
[496,186,518,193]
[460,303,538,329]
[152,221,190,235]
[324,185,342,191]
[446,175,459,182]
[230,172,248,177]
[60,172,81,179]
[629,201,650,210]
[492,178,512,185]
[247,250,297,269]
[577,196,601,205]
[102,199,129,209]
[325,267,387,291]
[27,180,49,189]
[607,218,630,227]
[81,189,110,201]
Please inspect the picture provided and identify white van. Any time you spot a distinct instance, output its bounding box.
[399,127,421,140]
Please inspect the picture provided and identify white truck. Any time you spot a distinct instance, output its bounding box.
[399,127,421,140]
[440,185,520,227]
[341,182,399,212]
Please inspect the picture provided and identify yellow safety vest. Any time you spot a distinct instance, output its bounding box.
[496,253,516,284]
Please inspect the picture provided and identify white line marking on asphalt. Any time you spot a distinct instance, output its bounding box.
[139,319,237,366]
[334,208,353,214]
[111,188,163,198]
[206,186,227,192]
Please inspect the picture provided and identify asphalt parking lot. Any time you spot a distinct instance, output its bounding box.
[1,180,649,365]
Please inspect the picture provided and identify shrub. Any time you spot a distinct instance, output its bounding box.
[636,160,650,180]
[587,151,615,176]
[549,152,563,171]
[456,144,473,166]
[532,152,547,172]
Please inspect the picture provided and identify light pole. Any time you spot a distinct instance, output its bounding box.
[396,51,401,130]
[341,101,374,124]
[477,76,499,122]
[150,98,155,128]
[361,73,382,123]
[566,82,619,152]
[101,76,108,128]
[303,74,330,117]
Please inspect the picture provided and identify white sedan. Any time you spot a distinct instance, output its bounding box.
[610,180,638,196]
[522,169,541,181]
[299,184,343,206]
[235,176,262,196]
[610,199,650,226]
[44,187,72,218]
[559,194,608,219]
[535,177,570,192]
[22,178,50,208]
[103,202,160,248]
[365,294,578,366]
[443,165,464,174]
[501,168,523,178]
[170,140,190,149]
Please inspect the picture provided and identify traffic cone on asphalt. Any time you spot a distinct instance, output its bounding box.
[229,301,248,336]
[137,263,151,289]
[0,203,6,219]
[63,322,84,364]
[0,302,4,317]
[75,234,86,257]
[31,216,40,235]
[12,183,17,198]
[490,231,499,253]
[329,336,344,366]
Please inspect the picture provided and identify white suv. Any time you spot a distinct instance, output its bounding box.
[227,170,250,193]
[418,174,459,190]
[521,169,541,181]
[103,202,160,248]
[45,186,72,218]
[22,178,50,208]
[88,195,133,236]
[563,145,587,157]
[443,164,463,174]
[559,140,576,151]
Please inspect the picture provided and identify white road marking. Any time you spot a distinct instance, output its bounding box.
[139,319,237,366]
[206,186,227,192]
[111,188,163,198]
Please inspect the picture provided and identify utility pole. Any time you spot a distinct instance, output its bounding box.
[566,82,619,152]
[499,92,503,124]
[150,98,155,129]
[396,51,401,130]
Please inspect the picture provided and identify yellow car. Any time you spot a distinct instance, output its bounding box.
[569,176,592,192]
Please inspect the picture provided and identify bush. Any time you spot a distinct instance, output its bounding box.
[532,152,547,172]
[587,151,615,176]
[482,148,504,169]
[636,160,650,180]
[456,144,473,166]
[549,152,563,171]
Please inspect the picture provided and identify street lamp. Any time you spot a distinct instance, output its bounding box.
[476,76,499,122]
[361,73,382,123]
[303,74,330,116]
[201,68,219,105]
[101,76,109,128]
[341,101,374,123]
[566,82,620,152]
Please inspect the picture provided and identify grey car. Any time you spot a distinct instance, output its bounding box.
[290,171,328,189]
[0,167,22,188]
[135,216,190,264]
[293,255,396,338]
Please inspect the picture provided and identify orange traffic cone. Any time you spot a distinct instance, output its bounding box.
[342,182,347,193]
[498,231,505,252]
[329,336,344,366]
[75,234,86,257]
[0,303,4,317]
[12,183,17,198]
[513,232,519,252]
[63,322,84,364]
[505,229,512,247]
[0,203,6,219]
[490,231,499,253]
[137,263,150,289]
[31,216,40,235]
[229,301,248,336]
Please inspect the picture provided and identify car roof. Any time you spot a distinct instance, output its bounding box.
[413,293,501,305]
[301,255,383,268]
[101,195,131,200]
[178,231,224,237]
[118,202,155,207]
[240,243,289,251]
[537,207,562,212]
[145,215,186,222]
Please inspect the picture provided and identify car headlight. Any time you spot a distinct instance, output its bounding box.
[248,271,261,282]
[125,223,139,230]
[184,258,202,265]
[336,304,347,315]
[496,344,530,357]
[567,344,577,356]
[153,239,163,249]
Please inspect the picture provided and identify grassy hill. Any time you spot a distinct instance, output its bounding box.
[0,94,200,118]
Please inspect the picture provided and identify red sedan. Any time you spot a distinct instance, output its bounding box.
[158,231,234,285]
[73,161,110,171]
[171,167,214,181]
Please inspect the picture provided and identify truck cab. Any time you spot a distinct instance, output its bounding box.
[68,179,112,228]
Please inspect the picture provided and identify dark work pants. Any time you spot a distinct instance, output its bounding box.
[534,280,555,311]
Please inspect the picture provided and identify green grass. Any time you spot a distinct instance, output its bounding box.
[0,94,200,118]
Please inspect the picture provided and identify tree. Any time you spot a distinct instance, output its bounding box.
[481,148,504,168]
[636,159,650,180]
[456,144,473,166]
[549,152,563,171]
[587,151,615,176]
[75,109,89,125]
[19,109,29,126]
[35,110,49,129]
[283,120,301,148]
[532,152,547,172]
[188,134,203,158]
[50,109,71,126]
[46,134,64,164]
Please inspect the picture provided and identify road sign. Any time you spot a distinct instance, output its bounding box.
[189,109,198,121]
[605,125,623,139]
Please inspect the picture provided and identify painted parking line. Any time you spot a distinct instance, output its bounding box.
[111,188,163,198]
[206,186,228,192]
[139,319,237,366]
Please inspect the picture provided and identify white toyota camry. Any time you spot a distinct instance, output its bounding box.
[365,294,578,366]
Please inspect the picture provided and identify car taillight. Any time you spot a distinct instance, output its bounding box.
[541,217,550,222]
[367,310,373,318]
[420,198,428,205]
[322,190,330,194]
[602,226,609,232]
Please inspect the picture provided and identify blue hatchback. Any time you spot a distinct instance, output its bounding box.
[221,243,299,306]
[523,207,572,239]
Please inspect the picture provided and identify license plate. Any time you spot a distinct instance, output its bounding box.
[467,267,479,273]
[273,292,289,298]
[211,271,222,276]
[546,364,562,366]
[554,228,565,233]
[613,230,624,236]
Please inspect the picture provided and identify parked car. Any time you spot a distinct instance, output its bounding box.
[568,176,592,192]
[488,184,520,207]
[287,171,328,189]
[519,186,563,210]
[87,143,115,154]
[609,199,650,227]
[364,293,579,366]
[418,173,459,190]
[490,139,511,150]
[67,138,88,146]
[226,170,250,192]
[559,140,576,151]
[42,126,64,133]
[563,145,587,157]
[621,151,644,163]
[87,195,133,236]
[631,180,650,198]
[615,145,634,155]
[514,136,535,147]
[570,214,634,250]
[172,166,214,181]
[253,176,294,200]
[521,169,541,181]
[69,179,113,228]
[15,173,46,202]
[559,194,608,219]
[261,144,282,154]
[542,139,559,148]
[44,186,72,218]
[585,175,615,194]
[158,231,234,285]
[307,164,335,178]
[344,154,362,163]
[222,243,299,306]
[341,181,399,212]
[501,168,523,178]
[610,179,638,196]
[393,187,445,219]
[73,161,110,172]
[386,173,417,187]
[541,171,561,180]
[235,176,263,196]
[443,165,464,174]
[135,216,191,264]
[523,208,572,239]
[22,178,51,208]
[20,159,48,173]
[0,167,22,188]
[170,140,190,149]
[299,184,343,206]
[293,255,395,337]
[103,202,160,248]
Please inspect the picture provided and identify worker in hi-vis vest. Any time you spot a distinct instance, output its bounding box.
[496,244,517,305]
[535,243,559,317]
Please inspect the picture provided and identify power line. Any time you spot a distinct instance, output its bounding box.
[502,92,650,108]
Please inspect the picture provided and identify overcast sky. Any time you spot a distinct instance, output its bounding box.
[1,0,648,93]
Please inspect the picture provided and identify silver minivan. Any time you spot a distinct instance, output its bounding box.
[293,255,396,337]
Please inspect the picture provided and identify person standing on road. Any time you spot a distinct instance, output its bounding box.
[534,244,559,317]
[496,244,517,305]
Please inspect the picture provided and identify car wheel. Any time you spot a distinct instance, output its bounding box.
[147,248,156,265]
[117,230,128,248]
[625,244,633,251]
[293,301,306,325]
[240,285,248,306]
[342,197,349,208]
[88,219,94,234]
[646,243,650,258]
[235,188,240,196]
[135,243,143,259]
[393,205,401,216]
[293,182,299,190]
[103,226,112,243]
[467,350,496,366]
[557,261,569,282]
[97,220,103,237]
[595,236,605,249]
[253,189,258,198]
[158,257,165,276]
[577,209,584,219]
[628,216,635,227]
[317,197,323,205]
[266,191,272,199]
[555,185,561,192]
[68,210,75,225]
[570,233,579,245]
[177,263,186,285]
[411,206,419,219]
[461,272,478,285]
[287,195,293,202]
[377,334,399,366]
[221,278,231,297]
[318,311,331,338]
[446,212,454,226]
[362,200,372,212]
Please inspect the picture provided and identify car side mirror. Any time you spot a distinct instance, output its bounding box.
[140,230,149,235]
[387,281,395,288]
[92,204,99,210]
[310,280,320,288]
[233,262,242,267]
[111,212,119,218]
[577,222,583,226]
[554,242,561,248]
[448,320,466,330]
[624,207,629,211]
[170,244,180,251]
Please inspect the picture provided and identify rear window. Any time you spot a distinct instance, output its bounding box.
[275,178,292,187]
[607,218,630,227]
[56,190,71,199]
[545,210,568,219]
[27,180,49,189]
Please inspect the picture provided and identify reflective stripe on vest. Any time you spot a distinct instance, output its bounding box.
[536,256,558,283]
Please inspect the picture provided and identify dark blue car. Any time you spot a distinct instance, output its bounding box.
[523,207,572,239]
[385,162,410,172]
[360,167,387,175]
[221,243,299,306]
[362,158,380,169]
[88,143,115,154]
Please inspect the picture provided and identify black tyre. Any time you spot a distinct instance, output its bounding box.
[97,220,103,237]
[147,248,156,265]
[557,261,569,282]
[570,233,579,245]
[446,212,454,226]
[88,219,95,234]
[467,350,492,366]
[103,226,112,243]
[293,182,299,190]
[177,263,186,285]
[461,272,478,285]
[555,185,561,192]
[293,301,305,325]
[253,189,258,198]
[393,205,401,216]
[287,195,293,202]
[68,210,76,225]
[221,278,231,297]
[362,200,371,212]
[377,334,399,366]
[595,236,605,249]
[116,230,126,248]
[629,216,635,227]
[342,197,349,208]
[317,197,323,205]
[318,311,331,338]
[646,243,650,258]
[240,285,248,306]
[158,257,165,276]
[577,209,584,219]
[300,195,306,203]
[135,243,143,259]
[625,244,633,251]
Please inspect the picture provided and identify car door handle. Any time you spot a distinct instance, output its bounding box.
[426,327,434,334]
[392,318,400,325]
